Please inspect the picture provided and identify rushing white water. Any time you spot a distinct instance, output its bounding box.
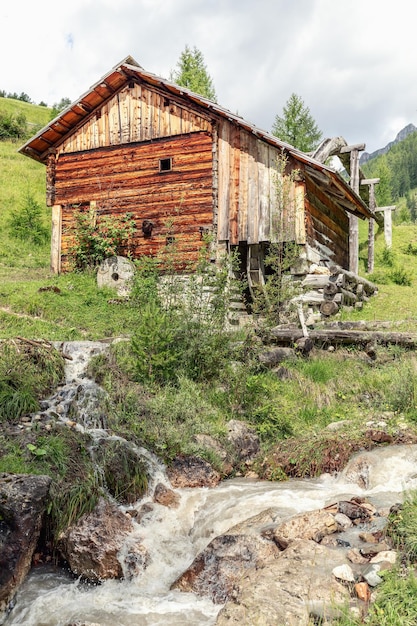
[5,342,417,626]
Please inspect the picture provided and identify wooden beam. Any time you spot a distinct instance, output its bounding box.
[340,143,366,153]
[361,178,380,186]
[348,146,363,274]
[375,206,396,248]
[50,205,62,274]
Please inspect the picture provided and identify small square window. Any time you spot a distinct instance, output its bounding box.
[159,157,172,172]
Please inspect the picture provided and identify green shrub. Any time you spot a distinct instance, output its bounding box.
[0,339,64,422]
[94,438,148,504]
[379,245,396,267]
[70,208,137,271]
[0,110,28,140]
[8,192,49,245]
[390,264,412,286]
[130,246,237,385]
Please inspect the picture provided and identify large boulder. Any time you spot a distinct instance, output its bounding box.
[57,497,141,582]
[167,456,221,488]
[262,508,338,549]
[226,420,260,464]
[216,539,351,625]
[0,473,52,618]
[172,533,279,603]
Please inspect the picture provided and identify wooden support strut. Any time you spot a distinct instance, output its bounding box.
[341,144,365,275]
[360,178,380,274]
[376,206,396,248]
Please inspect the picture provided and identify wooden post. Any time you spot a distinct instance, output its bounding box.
[50,204,62,274]
[361,178,380,274]
[340,144,365,275]
[375,206,396,248]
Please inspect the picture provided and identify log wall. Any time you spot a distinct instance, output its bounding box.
[304,177,349,268]
[55,132,213,269]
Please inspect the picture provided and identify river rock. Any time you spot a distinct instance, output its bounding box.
[355,581,371,602]
[0,473,52,618]
[167,456,221,488]
[362,564,383,587]
[333,563,355,582]
[370,550,397,564]
[153,483,180,508]
[57,497,135,582]
[226,420,260,463]
[172,533,279,603]
[262,508,338,549]
[216,539,351,626]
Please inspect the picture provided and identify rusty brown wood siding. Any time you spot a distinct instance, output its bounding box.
[57,84,212,155]
[304,192,349,267]
[56,132,213,270]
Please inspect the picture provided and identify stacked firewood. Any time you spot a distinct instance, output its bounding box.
[296,265,378,317]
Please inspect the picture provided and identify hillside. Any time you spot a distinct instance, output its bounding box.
[361,125,417,205]
[360,123,417,165]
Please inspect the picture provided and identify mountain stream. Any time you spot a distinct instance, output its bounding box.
[5,342,417,626]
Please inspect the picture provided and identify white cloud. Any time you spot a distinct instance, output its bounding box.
[1,0,416,152]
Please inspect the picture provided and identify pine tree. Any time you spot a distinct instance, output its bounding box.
[170,45,217,102]
[272,93,322,153]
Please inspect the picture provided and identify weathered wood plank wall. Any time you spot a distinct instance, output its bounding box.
[216,124,304,247]
[58,84,212,154]
[56,132,213,269]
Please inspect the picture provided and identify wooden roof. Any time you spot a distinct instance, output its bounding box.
[19,55,373,220]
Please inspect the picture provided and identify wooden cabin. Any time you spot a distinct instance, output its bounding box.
[19,56,373,292]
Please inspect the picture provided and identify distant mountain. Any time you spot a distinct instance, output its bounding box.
[360,123,417,165]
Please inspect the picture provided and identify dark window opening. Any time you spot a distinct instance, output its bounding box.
[159,158,172,172]
[166,236,175,245]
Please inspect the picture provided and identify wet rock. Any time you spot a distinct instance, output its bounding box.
[57,497,134,582]
[0,474,52,618]
[347,548,369,565]
[362,564,383,587]
[338,500,371,521]
[167,456,221,488]
[216,539,350,626]
[359,531,379,544]
[366,429,393,444]
[153,483,180,508]
[333,563,355,582]
[172,533,278,604]
[263,508,338,549]
[226,420,260,463]
[355,581,371,602]
[360,541,391,558]
[370,550,397,565]
[334,512,353,530]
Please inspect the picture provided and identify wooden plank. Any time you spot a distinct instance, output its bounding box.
[217,122,230,241]
[257,142,270,242]
[238,131,249,241]
[295,181,306,244]
[50,204,62,274]
[269,147,280,242]
[229,125,240,245]
[247,134,259,244]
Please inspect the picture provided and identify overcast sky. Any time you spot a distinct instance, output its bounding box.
[1,0,415,154]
